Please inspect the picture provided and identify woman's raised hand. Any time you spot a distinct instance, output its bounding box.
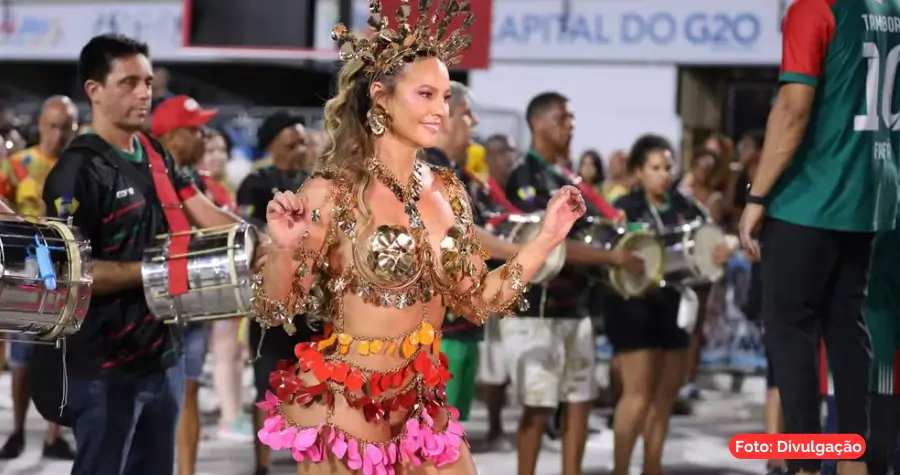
[536,186,586,246]
[265,191,311,250]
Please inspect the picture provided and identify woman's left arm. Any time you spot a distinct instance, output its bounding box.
[440,172,581,324]
[446,220,556,323]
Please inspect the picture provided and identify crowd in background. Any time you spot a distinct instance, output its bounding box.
[0,80,771,473]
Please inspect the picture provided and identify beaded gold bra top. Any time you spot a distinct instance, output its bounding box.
[251,156,529,357]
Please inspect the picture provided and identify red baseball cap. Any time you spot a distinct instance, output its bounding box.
[151,95,218,137]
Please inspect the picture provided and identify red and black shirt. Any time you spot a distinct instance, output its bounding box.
[43,134,198,376]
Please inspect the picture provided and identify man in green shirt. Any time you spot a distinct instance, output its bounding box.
[739,1,900,474]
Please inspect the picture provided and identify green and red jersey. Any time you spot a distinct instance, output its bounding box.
[768,0,900,232]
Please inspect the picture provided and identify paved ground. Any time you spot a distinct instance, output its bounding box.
[0,372,767,475]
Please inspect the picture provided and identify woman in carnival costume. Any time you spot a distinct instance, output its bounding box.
[249,1,587,473]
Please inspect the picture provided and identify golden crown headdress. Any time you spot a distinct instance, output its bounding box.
[331,0,475,79]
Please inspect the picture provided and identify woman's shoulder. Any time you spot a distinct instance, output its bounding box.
[299,166,355,211]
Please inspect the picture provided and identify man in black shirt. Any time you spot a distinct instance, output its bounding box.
[503,91,643,475]
[151,94,218,475]
[41,34,259,475]
[236,111,316,475]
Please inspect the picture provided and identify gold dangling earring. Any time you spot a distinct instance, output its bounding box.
[367,105,388,136]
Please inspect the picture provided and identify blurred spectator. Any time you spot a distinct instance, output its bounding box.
[701,132,734,192]
[602,149,630,202]
[202,128,234,193]
[199,128,253,445]
[676,147,726,411]
[304,128,325,172]
[727,130,764,229]
[482,134,518,187]
[0,127,26,202]
[151,67,175,111]
[577,149,605,196]
[12,96,79,217]
[0,130,12,202]
[679,148,724,222]
[466,143,489,181]
[251,111,305,171]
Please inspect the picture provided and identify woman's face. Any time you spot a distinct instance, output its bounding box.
[579,156,598,182]
[691,154,716,185]
[607,151,626,180]
[703,137,721,155]
[376,57,451,149]
[637,149,673,196]
[203,134,229,178]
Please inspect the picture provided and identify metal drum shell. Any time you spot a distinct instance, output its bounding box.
[141,223,258,322]
[485,213,566,284]
[578,217,665,299]
[690,224,726,282]
[0,219,92,340]
[659,220,726,286]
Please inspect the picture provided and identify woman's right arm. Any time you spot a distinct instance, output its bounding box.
[251,177,333,326]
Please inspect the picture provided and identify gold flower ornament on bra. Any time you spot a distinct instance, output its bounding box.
[349,157,478,304]
[331,0,475,79]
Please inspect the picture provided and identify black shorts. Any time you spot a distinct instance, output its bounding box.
[604,287,688,353]
[249,318,319,402]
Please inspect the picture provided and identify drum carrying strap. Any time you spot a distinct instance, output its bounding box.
[136,134,192,297]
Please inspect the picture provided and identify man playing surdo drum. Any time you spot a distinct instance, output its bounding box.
[36,34,265,475]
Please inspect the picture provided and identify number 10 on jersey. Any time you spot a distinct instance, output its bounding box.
[855,42,900,131]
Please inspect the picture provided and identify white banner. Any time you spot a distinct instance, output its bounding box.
[489,0,785,65]
[0,2,182,60]
[0,0,787,65]
[0,2,337,62]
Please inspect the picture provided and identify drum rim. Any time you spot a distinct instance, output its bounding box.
[142,222,259,322]
[38,220,87,340]
[690,224,726,281]
[609,230,665,298]
[532,241,566,284]
[492,215,563,284]
[231,224,255,314]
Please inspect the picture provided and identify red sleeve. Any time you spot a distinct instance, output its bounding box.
[779,0,836,87]
[177,184,198,201]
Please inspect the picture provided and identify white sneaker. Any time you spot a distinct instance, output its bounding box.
[217,414,254,442]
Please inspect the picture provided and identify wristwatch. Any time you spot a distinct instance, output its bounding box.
[746,193,767,205]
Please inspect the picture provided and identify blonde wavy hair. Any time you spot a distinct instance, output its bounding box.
[317,57,418,221]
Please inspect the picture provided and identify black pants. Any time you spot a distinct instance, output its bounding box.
[761,218,875,472]
[868,394,899,475]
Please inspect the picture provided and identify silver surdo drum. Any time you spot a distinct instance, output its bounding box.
[577,217,664,298]
[485,213,565,284]
[0,218,92,340]
[142,223,259,323]
[658,218,726,286]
